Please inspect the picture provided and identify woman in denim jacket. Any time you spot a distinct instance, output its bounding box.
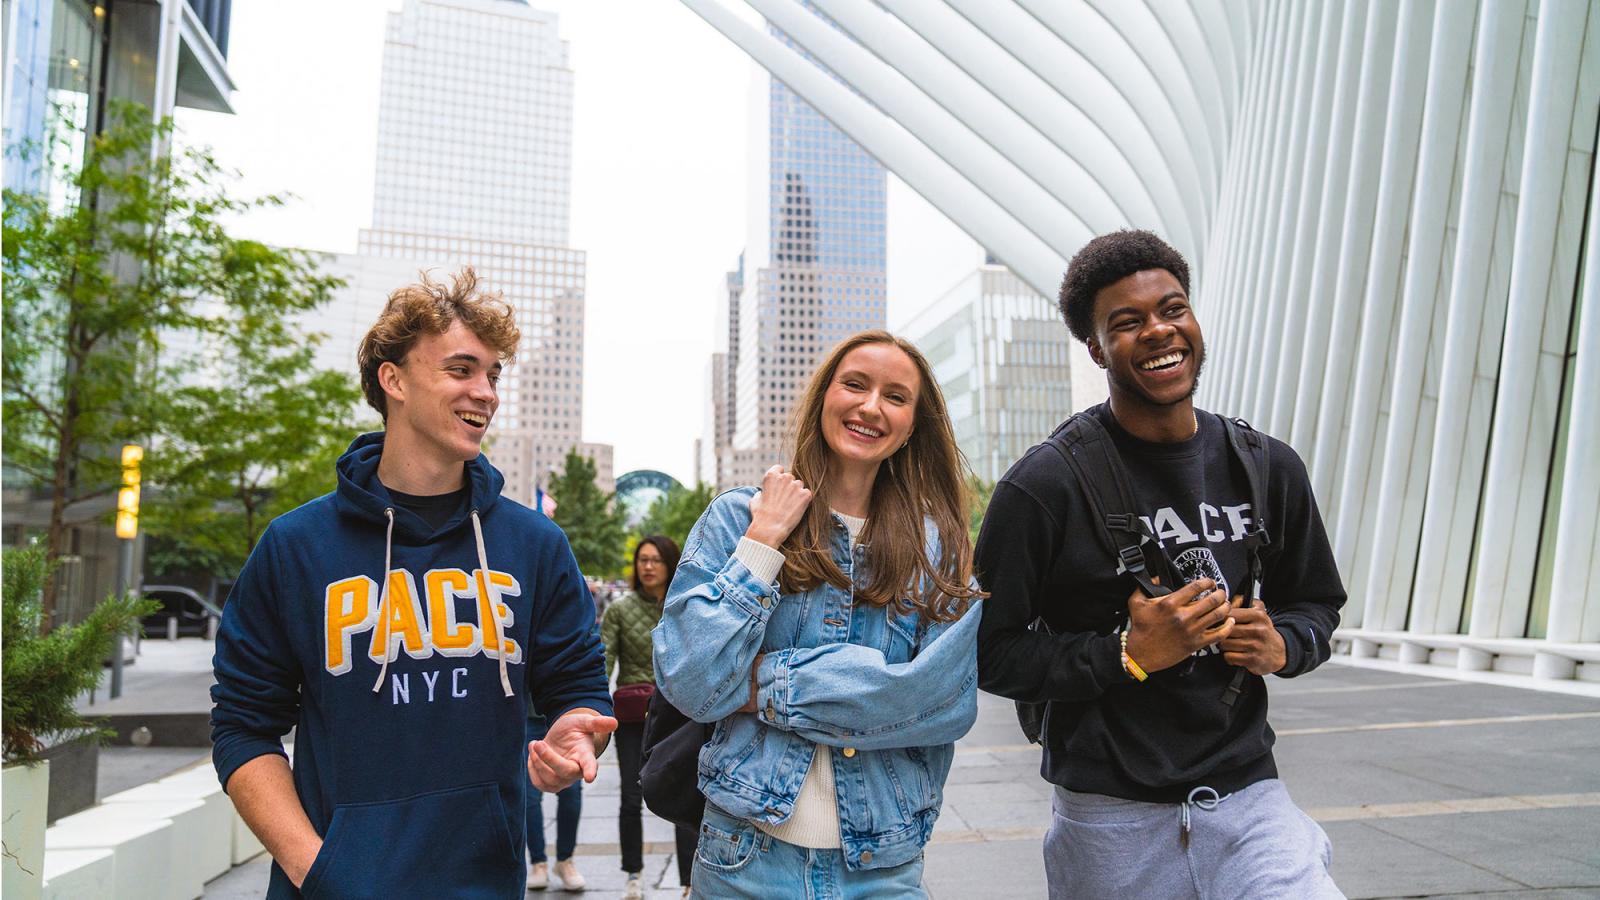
[654,330,986,898]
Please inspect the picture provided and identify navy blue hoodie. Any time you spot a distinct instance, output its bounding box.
[211,433,611,899]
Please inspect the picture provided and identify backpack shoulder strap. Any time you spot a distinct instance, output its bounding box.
[1042,411,1174,598]
[1217,414,1272,706]
[1218,415,1272,567]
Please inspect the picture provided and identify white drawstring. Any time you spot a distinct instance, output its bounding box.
[371,508,396,693]
[473,509,514,697]
[1178,785,1229,849]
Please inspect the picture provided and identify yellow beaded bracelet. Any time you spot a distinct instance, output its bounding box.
[1119,629,1149,682]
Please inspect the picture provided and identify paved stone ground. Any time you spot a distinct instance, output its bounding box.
[188,662,1600,898]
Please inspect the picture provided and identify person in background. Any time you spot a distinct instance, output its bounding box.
[655,330,986,898]
[603,535,699,899]
[525,703,585,891]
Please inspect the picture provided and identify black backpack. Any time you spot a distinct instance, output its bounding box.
[1014,410,1271,744]
[638,682,712,829]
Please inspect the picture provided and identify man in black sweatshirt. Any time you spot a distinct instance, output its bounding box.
[976,230,1345,898]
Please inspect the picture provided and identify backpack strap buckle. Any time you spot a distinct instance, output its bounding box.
[1241,526,1271,552]
[1117,543,1147,576]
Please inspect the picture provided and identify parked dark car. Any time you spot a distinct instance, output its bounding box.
[140,585,223,638]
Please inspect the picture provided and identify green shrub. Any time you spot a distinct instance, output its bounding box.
[2,546,158,763]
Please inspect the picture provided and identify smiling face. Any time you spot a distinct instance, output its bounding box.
[820,342,921,478]
[380,320,502,468]
[1087,268,1206,412]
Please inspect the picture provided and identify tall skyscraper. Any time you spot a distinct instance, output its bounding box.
[716,38,888,489]
[354,0,603,504]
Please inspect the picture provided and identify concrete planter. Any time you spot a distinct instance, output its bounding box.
[2,759,50,900]
[38,736,98,824]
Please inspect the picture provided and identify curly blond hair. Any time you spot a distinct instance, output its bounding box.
[357,267,520,420]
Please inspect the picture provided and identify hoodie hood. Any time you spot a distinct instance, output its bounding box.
[334,431,505,541]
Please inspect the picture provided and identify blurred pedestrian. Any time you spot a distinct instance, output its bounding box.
[603,536,699,899]
[655,331,986,897]
[524,705,585,891]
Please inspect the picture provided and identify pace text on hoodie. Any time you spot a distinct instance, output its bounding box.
[210,432,611,899]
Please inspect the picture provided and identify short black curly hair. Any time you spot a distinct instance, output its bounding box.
[1059,230,1191,343]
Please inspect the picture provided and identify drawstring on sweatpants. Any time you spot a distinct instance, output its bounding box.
[1179,786,1230,850]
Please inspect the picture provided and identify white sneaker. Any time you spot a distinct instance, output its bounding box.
[622,873,644,900]
[555,858,587,892]
[526,862,548,891]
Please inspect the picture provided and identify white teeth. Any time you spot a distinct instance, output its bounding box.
[458,412,487,426]
[1141,352,1183,371]
[845,423,882,438]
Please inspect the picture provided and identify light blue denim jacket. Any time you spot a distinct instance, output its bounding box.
[653,487,982,871]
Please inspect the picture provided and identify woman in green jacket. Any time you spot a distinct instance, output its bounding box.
[604,534,697,898]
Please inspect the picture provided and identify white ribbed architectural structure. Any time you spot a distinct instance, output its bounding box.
[685,0,1600,692]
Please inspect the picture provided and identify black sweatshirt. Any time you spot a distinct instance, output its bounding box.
[975,404,1345,802]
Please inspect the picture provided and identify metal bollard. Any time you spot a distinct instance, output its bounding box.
[206,615,219,641]
[167,615,179,641]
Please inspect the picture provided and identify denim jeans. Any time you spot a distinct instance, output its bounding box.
[525,716,582,863]
[690,804,926,899]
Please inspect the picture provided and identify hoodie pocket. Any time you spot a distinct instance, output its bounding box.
[301,782,517,900]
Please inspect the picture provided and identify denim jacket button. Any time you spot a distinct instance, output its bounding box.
[759,594,772,609]
[842,747,856,758]
[860,851,873,864]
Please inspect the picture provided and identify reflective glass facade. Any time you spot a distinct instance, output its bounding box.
[725,25,886,485]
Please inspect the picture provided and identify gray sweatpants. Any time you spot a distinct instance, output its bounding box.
[1044,778,1343,899]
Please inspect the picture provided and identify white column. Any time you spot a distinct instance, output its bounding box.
[1286,0,1370,453]
[1209,1,1288,410]
[745,0,1093,259]
[1236,0,1320,424]
[681,0,1067,297]
[1222,1,1299,408]
[1470,0,1592,637]
[1408,0,1530,636]
[1327,0,1436,584]
[1263,0,1346,437]
[1547,145,1600,643]
[1359,4,1478,630]
[1307,0,1402,505]
[854,0,1172,240]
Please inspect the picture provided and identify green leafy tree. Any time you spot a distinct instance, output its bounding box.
[2,546,157,762]
[967,473,995,546]
[142,272,366,582]
[549,449,626,577]
[636,482,717,552]
[3,102,338,622]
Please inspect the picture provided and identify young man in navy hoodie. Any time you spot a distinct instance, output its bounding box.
[211,269,615,899]
[975,231,1345,898]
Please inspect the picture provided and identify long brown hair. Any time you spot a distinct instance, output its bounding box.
[778,331,985,623]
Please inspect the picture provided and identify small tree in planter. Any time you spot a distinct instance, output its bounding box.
[2,546,155,894]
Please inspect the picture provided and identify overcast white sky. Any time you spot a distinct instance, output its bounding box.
[176,0,979,485]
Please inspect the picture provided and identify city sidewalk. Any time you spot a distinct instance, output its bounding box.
[192,662,1600,898]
